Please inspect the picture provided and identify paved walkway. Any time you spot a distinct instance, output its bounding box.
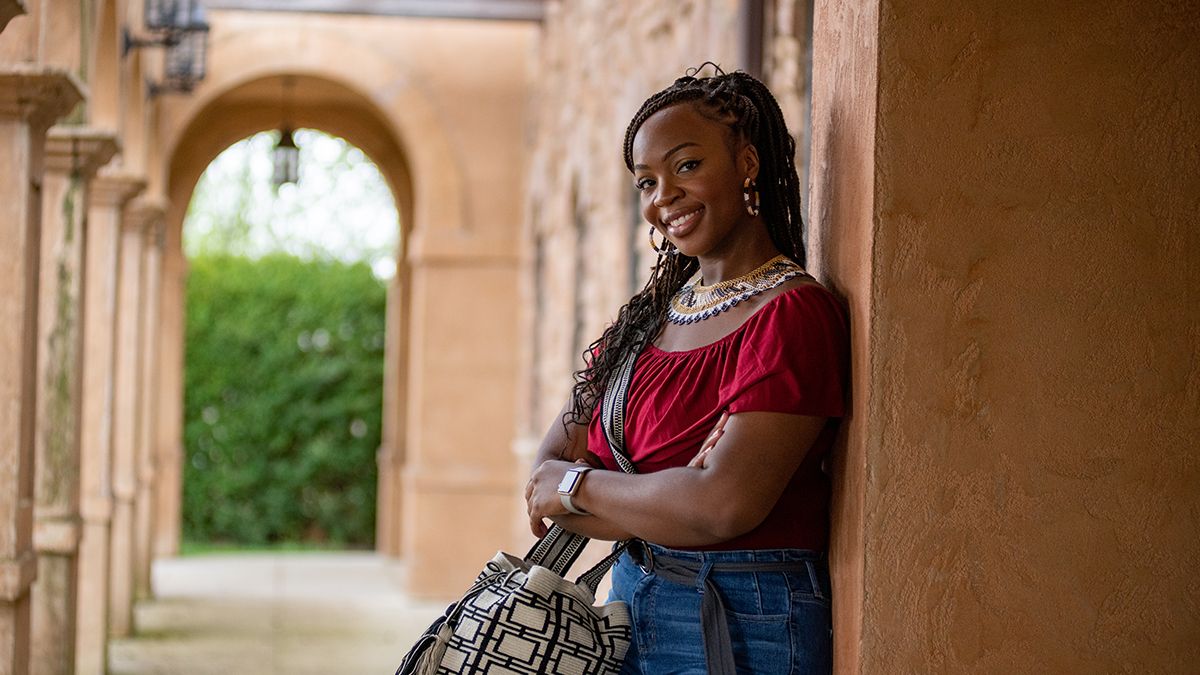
[108,553,447,675]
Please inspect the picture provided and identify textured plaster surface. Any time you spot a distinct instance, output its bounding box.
[808,0,880,671]
[860,0,1200,671]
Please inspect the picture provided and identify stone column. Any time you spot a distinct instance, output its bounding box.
[400,232,521,598]
[809,1,1200,670]
[376,273,406,557]
[107,198,151,638]
[133,203,165,601]
[0,66,81,675]
[151,240,184,560]
[75,171,143,674]
[30,126,116,675]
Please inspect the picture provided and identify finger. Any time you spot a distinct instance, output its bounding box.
[688,449,710,468]
[701,429,724,453]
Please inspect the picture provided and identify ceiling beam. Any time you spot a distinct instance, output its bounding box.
[202,0,546,22]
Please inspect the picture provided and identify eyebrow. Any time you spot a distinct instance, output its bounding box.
[633,141,700,170]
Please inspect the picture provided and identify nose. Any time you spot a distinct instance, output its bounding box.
[652,178,683,209]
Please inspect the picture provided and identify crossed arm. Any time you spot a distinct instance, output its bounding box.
[524,400,828,548]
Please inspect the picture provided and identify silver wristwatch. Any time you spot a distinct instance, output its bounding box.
[556,466,593,515]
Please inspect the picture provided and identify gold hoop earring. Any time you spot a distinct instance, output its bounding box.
[648,226,678,256]
[743,177,760,217]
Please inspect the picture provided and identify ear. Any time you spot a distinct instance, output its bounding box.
[739,142,760,181]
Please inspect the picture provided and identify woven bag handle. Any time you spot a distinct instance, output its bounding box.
[523,349,640,592]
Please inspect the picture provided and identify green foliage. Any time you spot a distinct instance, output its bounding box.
[183,253,385,548]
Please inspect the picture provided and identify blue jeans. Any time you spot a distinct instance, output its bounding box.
[607,543,832,675]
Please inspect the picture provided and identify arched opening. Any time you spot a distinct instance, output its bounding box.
[180,127,398,552]
[162,73,414,558]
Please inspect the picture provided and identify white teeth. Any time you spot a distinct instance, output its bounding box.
[667,209,699,228]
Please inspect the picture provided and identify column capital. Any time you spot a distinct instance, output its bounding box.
[0,0,25,34]
[91,170,146,210]
[45,126,119,180]
[124,196,169,242]
[0,65,84,133]
[407,229,519,266]
[33,516,81,556]
[0,550,37,602]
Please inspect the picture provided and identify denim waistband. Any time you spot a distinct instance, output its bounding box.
[626,540,827,675]
[640,541,827,565]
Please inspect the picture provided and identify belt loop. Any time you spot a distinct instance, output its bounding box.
[636,541,655,574]
[695,557,714,594]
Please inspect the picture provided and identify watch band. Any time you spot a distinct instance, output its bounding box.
[558,466,593,515]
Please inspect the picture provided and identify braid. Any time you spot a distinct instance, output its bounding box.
[561,64,805,434]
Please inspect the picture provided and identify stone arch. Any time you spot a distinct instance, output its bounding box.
[159,22,465,241]
[158,63,431,558]
[149,14,532,594]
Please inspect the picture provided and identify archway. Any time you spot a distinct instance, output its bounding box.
[180,126,397,552]
[162,72,415,558]
[152,13,532,597]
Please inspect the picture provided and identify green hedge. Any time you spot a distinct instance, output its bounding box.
[183,253,385,547]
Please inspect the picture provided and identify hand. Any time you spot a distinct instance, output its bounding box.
[524,459,582,537]
[688,411,729,469]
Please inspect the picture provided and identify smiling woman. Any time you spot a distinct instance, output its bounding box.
[524,66,848,675]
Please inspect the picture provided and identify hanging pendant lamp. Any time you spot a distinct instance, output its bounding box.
[272,77,300,188]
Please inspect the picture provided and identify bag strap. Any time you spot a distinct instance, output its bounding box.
[523,347,641,589]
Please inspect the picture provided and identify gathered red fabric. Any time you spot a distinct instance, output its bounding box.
[587,282,849,552]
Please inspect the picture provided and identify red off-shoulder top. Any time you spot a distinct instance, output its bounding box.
[586,283,849,552]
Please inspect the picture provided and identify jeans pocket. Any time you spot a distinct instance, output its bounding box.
[788,590,832,675]
[725,611,792,674]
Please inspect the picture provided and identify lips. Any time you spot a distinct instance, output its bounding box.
[662,206,703,238]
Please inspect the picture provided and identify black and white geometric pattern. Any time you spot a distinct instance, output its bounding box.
[396,350,639,675]
[397,552,631,675]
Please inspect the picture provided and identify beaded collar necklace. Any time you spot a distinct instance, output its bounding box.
[667,255,809,325]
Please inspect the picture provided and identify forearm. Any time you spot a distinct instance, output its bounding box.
[571,468,744,547]
[549,514,634,542]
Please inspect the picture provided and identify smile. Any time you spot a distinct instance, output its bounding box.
[663,207,703,235]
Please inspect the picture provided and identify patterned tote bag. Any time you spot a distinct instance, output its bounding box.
[396,354,640,675]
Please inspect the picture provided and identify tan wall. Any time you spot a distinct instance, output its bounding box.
[807,0,879,670]
[814,0,1200,671]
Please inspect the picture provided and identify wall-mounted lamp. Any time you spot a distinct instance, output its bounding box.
[125,0,210,96]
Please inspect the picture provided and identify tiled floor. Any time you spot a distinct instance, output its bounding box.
[108,553,447,675]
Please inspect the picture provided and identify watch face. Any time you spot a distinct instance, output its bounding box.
[557,471,580,495]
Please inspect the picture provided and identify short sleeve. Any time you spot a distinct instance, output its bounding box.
[725,284,849,417]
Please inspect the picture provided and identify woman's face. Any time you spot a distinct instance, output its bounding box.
[630,103,759,259]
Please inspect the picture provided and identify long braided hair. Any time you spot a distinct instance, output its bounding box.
[562,64,805,432]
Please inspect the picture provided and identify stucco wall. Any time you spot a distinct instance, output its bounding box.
[812,0,1199,671]
[807,0,879,670]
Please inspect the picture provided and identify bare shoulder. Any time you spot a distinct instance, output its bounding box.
[739,274,827,311]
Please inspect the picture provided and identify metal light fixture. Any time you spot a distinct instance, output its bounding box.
[127,0,210,96]
[272,78,300,189]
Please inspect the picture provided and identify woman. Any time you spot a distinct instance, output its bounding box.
[525,66,848,675]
